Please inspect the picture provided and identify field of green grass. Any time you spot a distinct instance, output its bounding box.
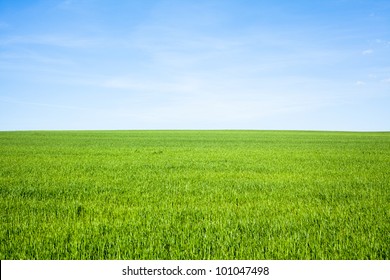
[0,130,389,259]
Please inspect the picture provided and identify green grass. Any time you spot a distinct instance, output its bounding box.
[1,130,389,259]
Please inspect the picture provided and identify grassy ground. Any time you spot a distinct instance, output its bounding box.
[0,130,389,259]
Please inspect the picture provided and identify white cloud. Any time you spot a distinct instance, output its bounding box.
[101,75,201,94]
[0,97,91,111]
[0,50,74,65]
[355,81,366,86]
[362,49,373,55]
[381,78,390,84]
[373,39,390,47]
[0,35,100,48]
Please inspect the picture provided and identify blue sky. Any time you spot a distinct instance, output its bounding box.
[1,0,389,131]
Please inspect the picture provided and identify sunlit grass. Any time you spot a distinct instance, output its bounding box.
[1,130,389,259]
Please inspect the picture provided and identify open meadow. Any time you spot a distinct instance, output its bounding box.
[0,130,389,259]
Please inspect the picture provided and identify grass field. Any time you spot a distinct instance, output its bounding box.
[0,130,389,260]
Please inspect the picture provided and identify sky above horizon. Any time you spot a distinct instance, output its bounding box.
[1,0,389,131]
